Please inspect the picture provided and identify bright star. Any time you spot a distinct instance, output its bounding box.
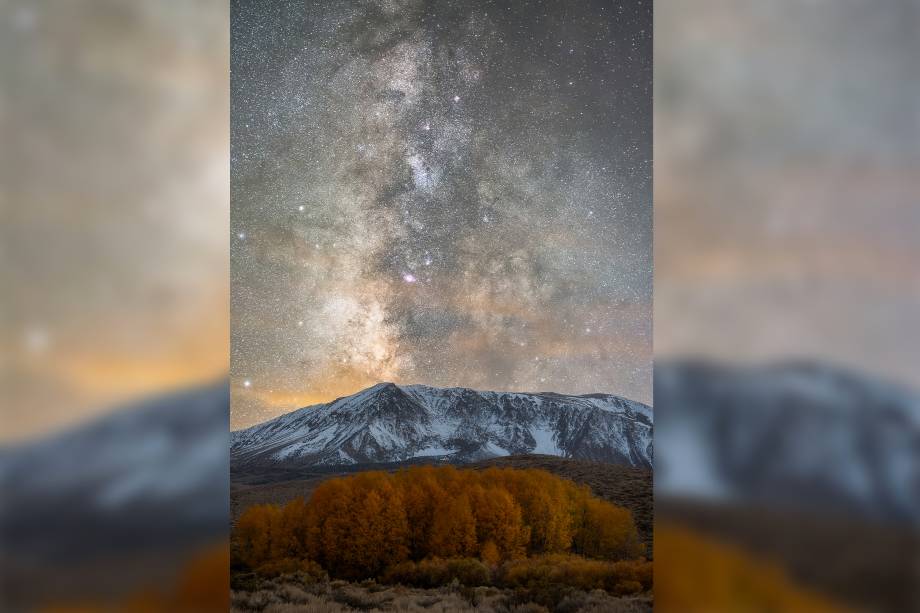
[403,273,417,283]
[243,379,252,388]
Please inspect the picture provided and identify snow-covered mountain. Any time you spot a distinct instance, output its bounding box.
[0,382,229,560]
[231,383,653,468]
[655,360,920,523]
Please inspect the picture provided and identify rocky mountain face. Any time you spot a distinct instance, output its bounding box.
[231,383,653,469]
[655,360,920,523]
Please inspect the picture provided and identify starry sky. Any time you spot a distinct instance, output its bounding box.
[231,0,651,429]
[2,0,229,443]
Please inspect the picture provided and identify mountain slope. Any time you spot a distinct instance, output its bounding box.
[231,383,653,468]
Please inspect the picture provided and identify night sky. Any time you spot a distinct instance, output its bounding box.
[231,0,651,429]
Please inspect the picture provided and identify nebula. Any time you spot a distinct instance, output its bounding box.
[231,0,651,428]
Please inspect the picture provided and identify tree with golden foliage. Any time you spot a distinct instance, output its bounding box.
[234,504,280,568]
[574,497,643,560]
[428,493,478,558]
[480,540,501,566]
[467,484,529,560]
[395,466,448,559]
[305,471,409,579]
[272,496,310,560]
[476,467,580,554]
[232,465,643,581]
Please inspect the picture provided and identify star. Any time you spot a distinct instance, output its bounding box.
[230,0,652,430]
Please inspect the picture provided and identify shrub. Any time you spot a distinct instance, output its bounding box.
[612,579,643,596]
[380,557,491,588]
[498,554,652,594]
[254,558,326,581]
[446,558,491,586]
[509,604,551,613]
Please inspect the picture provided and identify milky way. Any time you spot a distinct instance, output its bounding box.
[231,0,651,429]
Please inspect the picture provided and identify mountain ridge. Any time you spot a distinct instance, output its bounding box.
[232,382,653,469]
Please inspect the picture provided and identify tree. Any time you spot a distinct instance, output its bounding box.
[480,540,501,566]
[272,496,309,560]
[574,498,642,560]
[469,484,529,560]
[428,493,477,558]
[231,464,645,581]
[234,504,280,568]
[396,467,446,560]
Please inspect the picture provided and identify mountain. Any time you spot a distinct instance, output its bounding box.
[231,383,653,469]
[0,382,229,560]
[655,360,920,523]
[0,382,229,608]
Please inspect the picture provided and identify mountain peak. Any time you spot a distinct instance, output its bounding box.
[369,381,399,390]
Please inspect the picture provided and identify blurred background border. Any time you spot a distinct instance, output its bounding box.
[1,0,917,610]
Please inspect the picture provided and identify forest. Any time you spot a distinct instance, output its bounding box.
[232,465,650,593]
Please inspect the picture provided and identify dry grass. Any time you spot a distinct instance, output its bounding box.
[231,575,652,612]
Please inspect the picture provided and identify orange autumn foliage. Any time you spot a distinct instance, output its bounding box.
[234,503,281,568]
[232,466,642,581]
[380,554,652,594]
[305,471,410,579]
[428,493,478,558]
[499,554,653,595]
[574,497,642,560]
[467,484,529,560]
[655,523,847,613]
[45,544,232,612]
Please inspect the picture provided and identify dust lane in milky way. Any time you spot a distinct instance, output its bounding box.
[231,0,651,429]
